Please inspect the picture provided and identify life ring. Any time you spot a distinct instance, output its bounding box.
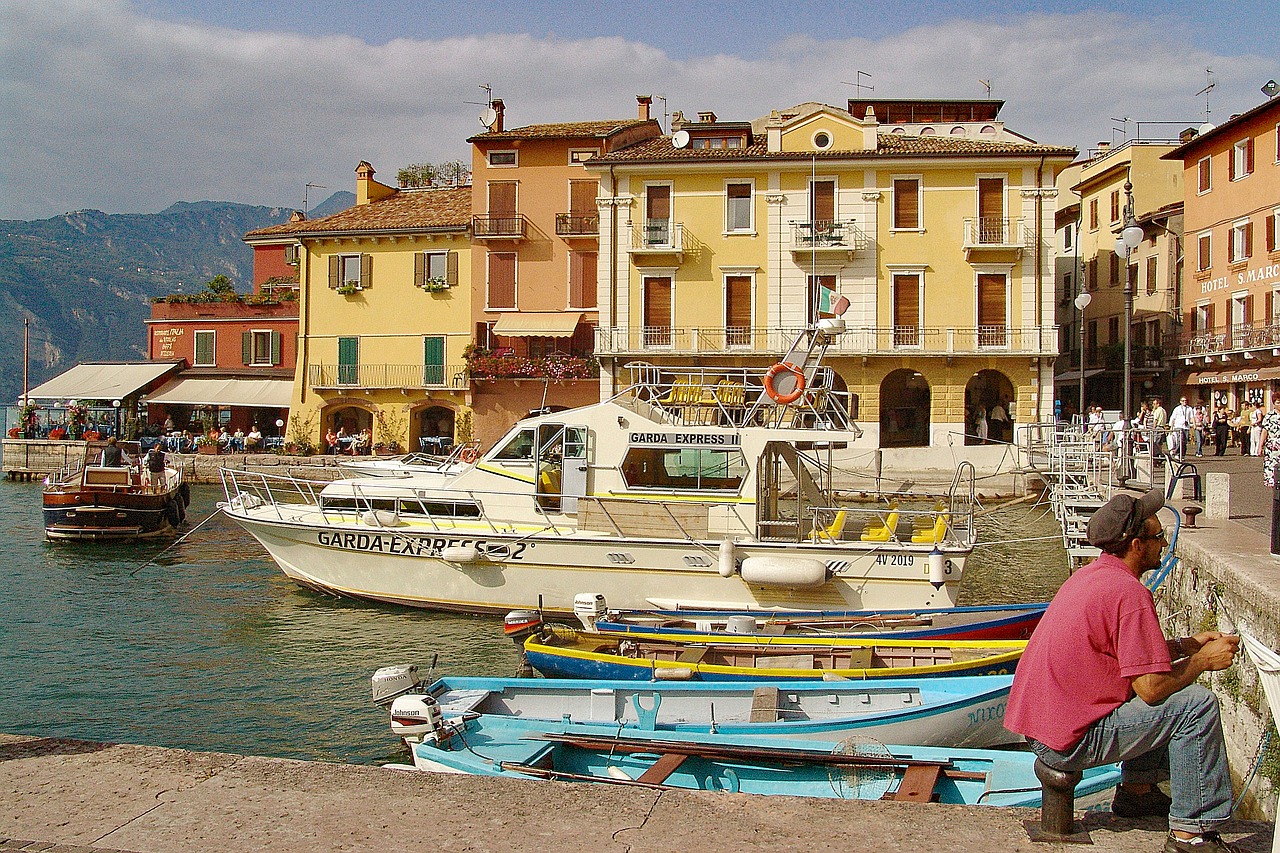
[459,446,479,464]
[763,362,805,405]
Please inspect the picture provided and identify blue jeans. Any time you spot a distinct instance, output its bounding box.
[1029,685,1231,833]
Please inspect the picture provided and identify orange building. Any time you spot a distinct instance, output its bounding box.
[1167,96,1280,407]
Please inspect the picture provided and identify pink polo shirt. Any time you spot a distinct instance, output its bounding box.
[1005,553,1171,751]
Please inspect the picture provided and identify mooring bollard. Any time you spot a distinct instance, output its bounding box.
[1024,758,1091,844]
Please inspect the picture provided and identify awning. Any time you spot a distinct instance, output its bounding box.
[492,312,583,337]
[25,361,182,402]
[1183,366,1280,386]
[146,377,293,408]
[1054,368,1106,382]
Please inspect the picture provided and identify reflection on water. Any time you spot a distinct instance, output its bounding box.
[0,482,1065,765]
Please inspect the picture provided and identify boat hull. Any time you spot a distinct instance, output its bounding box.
[43,492,184,540]
[227,510,967,615]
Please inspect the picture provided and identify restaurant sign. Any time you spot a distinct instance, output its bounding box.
[1197,371,1259,385]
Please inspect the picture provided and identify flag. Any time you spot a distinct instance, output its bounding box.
[818,287,850,317]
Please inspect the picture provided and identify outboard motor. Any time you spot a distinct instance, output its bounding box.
[371,664,423,707]
[573,592,607,631]
[504,609,544,677]
[389,694,448,745]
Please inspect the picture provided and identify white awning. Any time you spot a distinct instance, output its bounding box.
[1054,368,1106,382]
[26,361,182,402]
[146,377,293,408]
[492,312,583,337]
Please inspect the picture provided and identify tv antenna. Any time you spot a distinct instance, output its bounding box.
[1109,115,1132,142]
[304,182,327,216]
[467,83,498,128]
[654,94,670,133]
[979,79,992,99]
[840,71,874,97]
[1195,69,1216,122]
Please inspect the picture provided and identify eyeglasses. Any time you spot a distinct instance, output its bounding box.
[1139,530,1168,543]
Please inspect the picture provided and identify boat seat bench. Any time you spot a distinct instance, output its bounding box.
[749,686,780,723]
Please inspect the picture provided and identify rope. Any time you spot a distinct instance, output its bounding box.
[129,506,224,577]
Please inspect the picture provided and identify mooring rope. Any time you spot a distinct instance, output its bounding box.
[129,506,224,577]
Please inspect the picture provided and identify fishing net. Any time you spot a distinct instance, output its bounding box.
[829,735,896,800]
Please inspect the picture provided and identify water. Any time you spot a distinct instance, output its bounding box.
[0,481,1067,765]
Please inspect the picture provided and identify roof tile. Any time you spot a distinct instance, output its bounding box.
[246,187,471,238]
[470,119,650,142]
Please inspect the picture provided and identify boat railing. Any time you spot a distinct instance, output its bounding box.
[221,468,330,521]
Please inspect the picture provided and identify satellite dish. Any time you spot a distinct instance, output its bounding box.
[671,130,690,149]
[1263,80,1279,98]
[1199,121,1216,134]
[480,107,498,129]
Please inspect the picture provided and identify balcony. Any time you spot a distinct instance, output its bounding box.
[962,217,1030,262]
[472,214,528,241]
[627,220,685,262]
[308,363,468,391]
[594,325,1058,357]
[1179,321,1280,365]
[789,220,868,261]
[555,212,599,238]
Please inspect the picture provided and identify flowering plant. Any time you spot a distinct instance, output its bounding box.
[464,347,598,381]
[66,404,88,425]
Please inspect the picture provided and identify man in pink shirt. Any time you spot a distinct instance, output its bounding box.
[1006,489,1241,853]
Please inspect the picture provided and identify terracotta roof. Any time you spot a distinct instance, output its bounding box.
[469,119,650,142]
[245,188,471,239]
[1162,96,1280,160]
[591,132,1075,164]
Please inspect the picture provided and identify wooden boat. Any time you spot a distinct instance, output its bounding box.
[43,460,189,540]
[521,624,1025,682]
[572,593,1047,641]
[389,710,1119,806]
[374,669,1020,749]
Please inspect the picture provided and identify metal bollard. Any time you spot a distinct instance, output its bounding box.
[1024,758,1092,844]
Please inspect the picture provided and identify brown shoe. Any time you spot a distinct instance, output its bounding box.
[1163,832,1241,852]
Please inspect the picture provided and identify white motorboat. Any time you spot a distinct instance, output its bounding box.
[220,318,977,615]
[339,443,480,479]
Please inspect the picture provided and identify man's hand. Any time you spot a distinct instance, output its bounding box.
[1132,633,1239,705]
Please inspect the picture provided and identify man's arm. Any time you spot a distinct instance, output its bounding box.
[1131,632,1239,705]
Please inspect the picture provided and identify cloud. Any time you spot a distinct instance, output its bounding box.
[1,0,1272,219]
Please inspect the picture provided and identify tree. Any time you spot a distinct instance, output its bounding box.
[397,160,471,189]
[205,274,236,295]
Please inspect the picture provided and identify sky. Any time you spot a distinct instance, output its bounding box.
[2,0,1277,221]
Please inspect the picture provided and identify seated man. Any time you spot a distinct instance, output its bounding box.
[1006,489,1241,853]
[245,425,263,452]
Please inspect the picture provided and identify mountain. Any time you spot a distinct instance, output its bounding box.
[0,193,353,406]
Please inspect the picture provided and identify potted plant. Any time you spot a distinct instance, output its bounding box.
[195,435,219,455]
[424,277,450,292]
[337,280,361,296]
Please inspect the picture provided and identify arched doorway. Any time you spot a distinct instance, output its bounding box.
[413,405,456,454]
[879,369,930,447]
[326,405,373,436]
[964,369,1015,445]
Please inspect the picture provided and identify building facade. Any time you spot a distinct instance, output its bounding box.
[1166,96,1280,409]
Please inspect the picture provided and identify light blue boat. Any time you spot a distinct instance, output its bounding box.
[394,711,1120,806]
[383,673,1020,748]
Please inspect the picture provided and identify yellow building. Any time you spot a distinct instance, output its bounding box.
[246,163,473,453]
[587,99,1076,453]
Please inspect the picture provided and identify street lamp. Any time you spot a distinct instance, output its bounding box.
[1115,179,1144,480]
[1074,291,1092,431]
[112,399,121,438]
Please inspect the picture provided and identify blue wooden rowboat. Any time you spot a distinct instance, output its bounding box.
[381,672,1020,749]
[391,710,1119,806]
[521,624,1024,682]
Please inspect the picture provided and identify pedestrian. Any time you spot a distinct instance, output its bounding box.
[1192,405,1207,457]
[1249,402,1264,457]
[1213,408,1230,456]
[1005,489,1241,852]
[1259,398,1280,489]
[1233,410,1250,456]
[99,436,129,467]
[144,444,167,493]
[1169,396,1194,460]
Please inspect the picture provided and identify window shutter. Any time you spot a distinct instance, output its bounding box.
[1199,158,1211,192]
[892,180,917,229]
[270,330,281,365]
[446,250,459,287]
[1199,235,1211,270]
[360,254,372,289]
[1244,222,1253,258]
[242,331,252,365]
[414,252,426,287]
[725,276,751,342]
[284,244,299,265]
[328,255,340,288]
[1267,214,1277,253]
[488,252,516,309]
[1246,138,1255,173]
[570,180,596,215]
[1230,149,1237,181]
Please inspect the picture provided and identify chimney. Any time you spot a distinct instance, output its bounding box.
[355,161,397,206]
[1096,141,1110,155]
[670,111,688,131]
[637,95,652,121]
[289,210,306,222]
[1179,127,1199,143]
[766,110,783,153]
[862,105,879,150]
[491,99,505,133]
[697,111,717,124]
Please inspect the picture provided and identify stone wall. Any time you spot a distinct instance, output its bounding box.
[2,439,344,483]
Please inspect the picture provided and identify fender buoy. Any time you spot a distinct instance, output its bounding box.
[178,481,191,508]
[166,501,183,527]
[763,362,805,405]
[459,446,479,464]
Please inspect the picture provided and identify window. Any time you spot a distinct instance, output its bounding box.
[568,149,597,164]
[977,273,1007,347]
[329,253,369,290]
[1087,320,1098,361]
[642,276,673,347]
[692,136,744,149]
[1268,210,1278,253]
[1108,316,1119,344]
[892,273,922,348]
[337,336,358,385]
[1086,258,1097,291]
[1193,303,1213,334]
[243,330,280,366]
[1198,233,1212,271]
[1230,220,1253,263]
[1109,251,1120,285]
[488,181,517,215]
[1110,190,1120,223]
[495,427,537,461]
[809,178,836,237]
[977,177,1005,243]
[1230,138,1254,180]
[806,274,836,326]
[620,446,747,492]
[194,330,215,366]
[812,130,832,150]
[892,178,920,230]
[724,274,752,348]
[725,181,753,232]
[1089,199,1098,230]
[1197,156,1212,194]
[568,251,597,309]
[1146,255,1158,295]
[416,250,456,289]
[644,185,672,246]
[1063,223,1074,252]
[487,252,517,309]
[487,150,517,167]
[423,336,445,385]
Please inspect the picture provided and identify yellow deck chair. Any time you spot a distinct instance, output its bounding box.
[810,509,848,543]
[860,503,899,542]
[911,511,950,544]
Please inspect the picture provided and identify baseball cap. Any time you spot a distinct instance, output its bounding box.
[1086,488,1165,550]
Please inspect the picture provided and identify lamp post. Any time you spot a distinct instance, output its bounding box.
[1074,291,1092,432]
[1115,179,1145,480]
[112,399,121,438]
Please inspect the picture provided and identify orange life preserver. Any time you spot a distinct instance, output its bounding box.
[459,446,479,464]
[763,362,805,405]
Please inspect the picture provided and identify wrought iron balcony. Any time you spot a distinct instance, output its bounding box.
[555,212,599,237]
[594,325,1058,357]
[962,217,1031,260]
[628,220,684,258]
[472,214,528,240]
[1179,321,1280,363]
[790,220,868,259]
[307,363,469,390]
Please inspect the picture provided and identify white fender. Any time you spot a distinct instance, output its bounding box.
[441,544,480,564]
[740,556,827,587]
[718,540,737,578]
[929,547,950,589]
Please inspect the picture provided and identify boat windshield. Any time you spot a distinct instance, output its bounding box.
[620,446,746,492]
[494,427,537,461]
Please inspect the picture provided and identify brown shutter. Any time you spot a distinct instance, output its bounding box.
[569,251,597,309]
[893,274,920,346]
[978,274,1006,328]
[570,180,596,214]
[1089,199,1098,229]
[446,251,459,287]
[1206,303,1215,330]
[893,179,917,229]
[1267,214,1276,252]
[1246,137,1255,173]
[360,253,372,289]
[328,255,340,288]
[1244,294,1253,324]
[414,252,426,287]
[488,182,516,215]
[1230,149,1236,181]
[643,277,672,346]
[646,185,670,220]
[488,252,516,309]
[1244,221,1254,258]
[1199,235,1211,270]
[1199,158,1211,192]
[811,180,835,224]
[725,276,751,346]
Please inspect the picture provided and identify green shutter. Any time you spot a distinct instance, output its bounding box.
[270,330,281,365]
[338,336,359,385]
[424,336,445,385]
[242,331,252,364]
[328,255,340,288]
[360,254,372,289]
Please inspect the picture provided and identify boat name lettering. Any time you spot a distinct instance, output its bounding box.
[315,532,526,560]
[873,554,915,567]
[966,701,1006,725]
[628,432,738,446]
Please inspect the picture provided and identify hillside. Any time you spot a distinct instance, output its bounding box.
[0,192,354,405]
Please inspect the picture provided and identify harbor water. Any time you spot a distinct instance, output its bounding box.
[0,481,1069,765]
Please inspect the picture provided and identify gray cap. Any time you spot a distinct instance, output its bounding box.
[1086,488,1165,550]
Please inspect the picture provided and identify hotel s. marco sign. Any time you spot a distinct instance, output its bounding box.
[1201,262,1280,295]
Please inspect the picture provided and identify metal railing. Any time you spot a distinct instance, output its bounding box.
[1179,321,1280,358]
[307,363,468,390]
[555,213,599,236]
[596,325,1058,356]
[790,220,868,251]
[629,221,684,252]
[962,217,1030,248]
[472,214,528,239]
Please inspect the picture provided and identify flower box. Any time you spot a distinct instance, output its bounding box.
[197,443,219,455]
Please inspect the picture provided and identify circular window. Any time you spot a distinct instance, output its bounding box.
[920,126,936,136]
[980,124,997,136]
[812,130,832,150]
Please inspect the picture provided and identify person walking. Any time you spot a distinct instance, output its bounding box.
[1169,396,1194,460]
[1192,404,1207,457]
[1249,402,1264,457]
[1006,489,1241,852]
[1259,398,1280,489]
